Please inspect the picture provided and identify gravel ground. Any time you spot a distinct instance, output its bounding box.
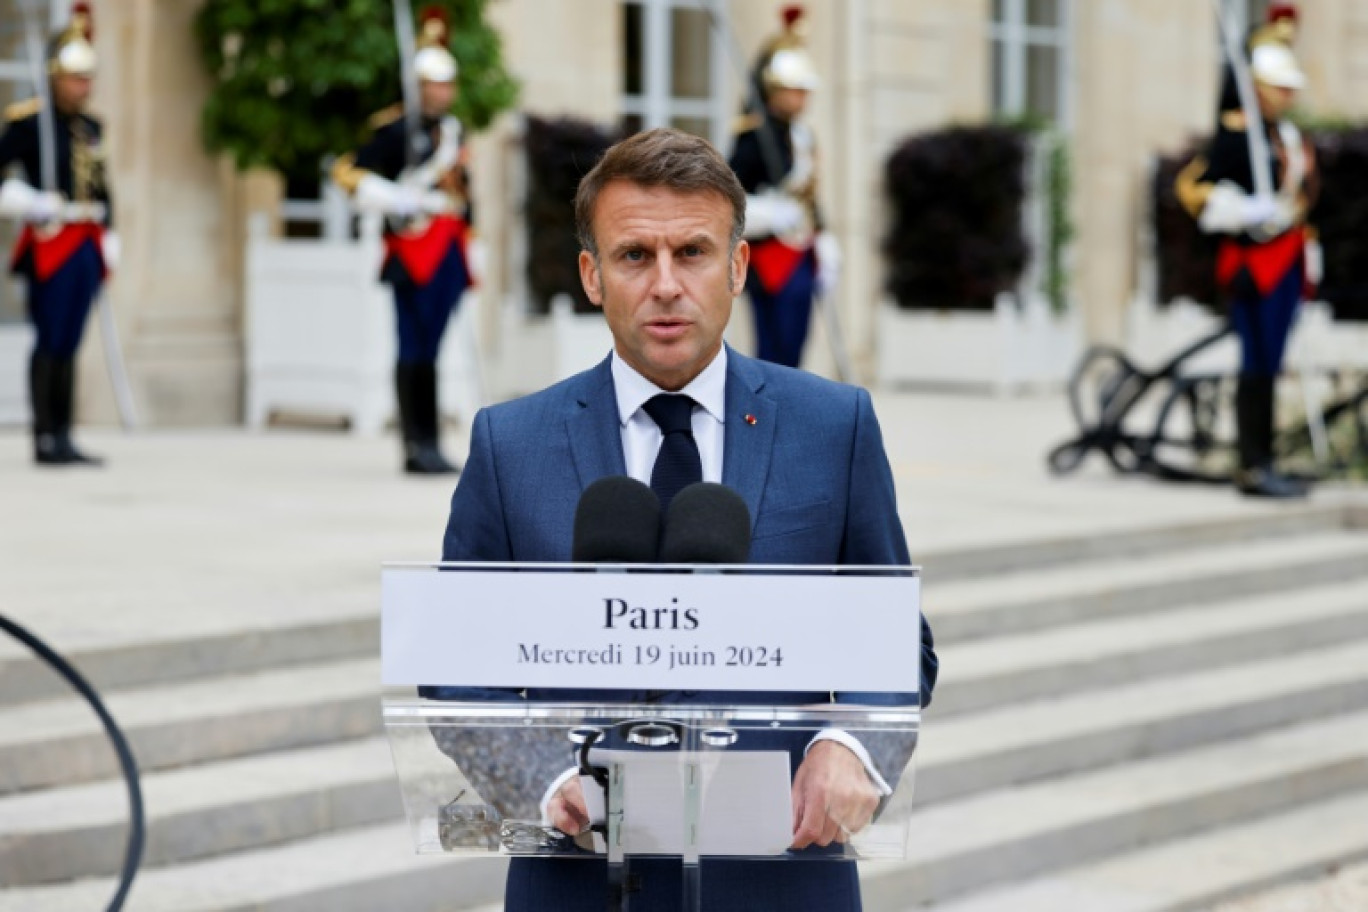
[1210,862,1368,911]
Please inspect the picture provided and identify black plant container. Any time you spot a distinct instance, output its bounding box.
[883,125,1029,311]
[523,115,620,315]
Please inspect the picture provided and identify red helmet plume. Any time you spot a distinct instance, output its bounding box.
[418,5,451,48]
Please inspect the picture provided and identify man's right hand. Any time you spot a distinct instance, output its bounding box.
[744,192,806,239]
[28,190,65,224]
[546,773,592,836]
[1241,194,1282,231]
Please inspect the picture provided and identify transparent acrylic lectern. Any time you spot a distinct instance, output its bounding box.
[382,563,922,911]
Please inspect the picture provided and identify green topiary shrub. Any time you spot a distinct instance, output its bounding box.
[194,0,519,184]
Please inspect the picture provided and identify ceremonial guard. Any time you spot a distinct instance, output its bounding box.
[727,5,838,370]
[333,7,472,475]
[0,3,113,466]
[1176,3,1317,498]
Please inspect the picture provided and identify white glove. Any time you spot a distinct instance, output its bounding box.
[419,189,456,215]
[465,237,486,285]
[29,191,64,223]
[1240,194,1281,230]
[355,173,421,218]
[1305,238,1324,287]
[744,192,805,239]
[101,231,121,271]
[0,178,47,219]
[814,231,841,299]
[1199,183,1289,236]
[0,179,65,223]
[30,191,65,223]
[63,200,107,224]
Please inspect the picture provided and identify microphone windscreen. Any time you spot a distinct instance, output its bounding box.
[572,476,661,562]
[659,482,752,564]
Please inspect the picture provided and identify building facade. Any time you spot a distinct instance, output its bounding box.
[3,0,1367,425]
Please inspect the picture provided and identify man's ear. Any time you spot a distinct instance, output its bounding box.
[579,250,603,307]
[730,239,750,294]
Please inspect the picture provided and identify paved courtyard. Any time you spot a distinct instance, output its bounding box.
[0,385,1322,660]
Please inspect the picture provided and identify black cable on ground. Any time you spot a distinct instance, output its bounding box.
[0,613,145,911]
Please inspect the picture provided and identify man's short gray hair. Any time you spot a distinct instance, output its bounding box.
[574,127,747,257]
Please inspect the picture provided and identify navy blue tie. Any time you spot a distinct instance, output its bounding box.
[642,394,702,513]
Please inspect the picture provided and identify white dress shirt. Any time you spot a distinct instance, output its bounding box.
[610,346,727,486]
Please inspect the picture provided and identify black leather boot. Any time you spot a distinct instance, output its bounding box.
[50,357,103,466]
[30,353,66,465]
[397,362,458,475]
[1234,375,1305,498]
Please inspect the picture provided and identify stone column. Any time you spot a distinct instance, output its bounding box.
[82,0,247,427]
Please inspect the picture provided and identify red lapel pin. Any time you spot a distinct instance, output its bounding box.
[744,414,757,426]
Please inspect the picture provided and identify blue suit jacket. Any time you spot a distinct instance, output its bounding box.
[439,348,937,911]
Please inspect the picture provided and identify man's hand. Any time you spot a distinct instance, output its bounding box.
[790,740,880,849]
[546,773,592,836]
[419,188,455,215]
[28,190,65,224]
[814,231,841,299]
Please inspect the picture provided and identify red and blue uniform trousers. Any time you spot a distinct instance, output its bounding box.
[747,238,817,369]
[1216,226,1306,379]
[1216,226,1306,471]
[11,222,106,358]
[381,214,472,364]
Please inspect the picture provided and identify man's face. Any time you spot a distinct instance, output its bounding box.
[52,74,92,113]
[1256,81,1295,119]
[420,79,456,117]
[579,181,748,392]
[767,87,810,121]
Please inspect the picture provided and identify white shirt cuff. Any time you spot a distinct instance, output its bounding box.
[806,729,893,797]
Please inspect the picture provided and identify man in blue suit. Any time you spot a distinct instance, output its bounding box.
[440,127,937,911]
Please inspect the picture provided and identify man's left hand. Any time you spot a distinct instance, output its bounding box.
[814,231,841,299]
[790,740,880,849]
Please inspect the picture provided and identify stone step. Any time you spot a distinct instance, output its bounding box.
[917,502,1346,581]
[0,737,400,886]
[10,640,1367,890]
[927,529,1368,643]
[0,821,508,912]
[1,507,1348,709]
[913,789,1368,912]
[918,638,1368,805]
[0,658,380,795]
[0,611,377,707]
[931,577,1368,716]
[858,709,1368,909]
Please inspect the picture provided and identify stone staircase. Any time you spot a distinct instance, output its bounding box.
[2,503,1367,911]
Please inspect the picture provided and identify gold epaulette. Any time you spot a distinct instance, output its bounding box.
[732,112,763,135]
[330,153,367,194]
[1220,110,1248,132]
[5,97,41,122]
[1174,155,1213,219]
[367,103,404,132]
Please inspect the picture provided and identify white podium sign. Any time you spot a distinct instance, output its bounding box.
[382,564,921,693]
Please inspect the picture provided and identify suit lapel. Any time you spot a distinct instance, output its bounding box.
[566,355,627,492]
[722,349,776,535]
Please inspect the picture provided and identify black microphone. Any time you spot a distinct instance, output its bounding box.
[658,482,752,564]
[572,476,661,562]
